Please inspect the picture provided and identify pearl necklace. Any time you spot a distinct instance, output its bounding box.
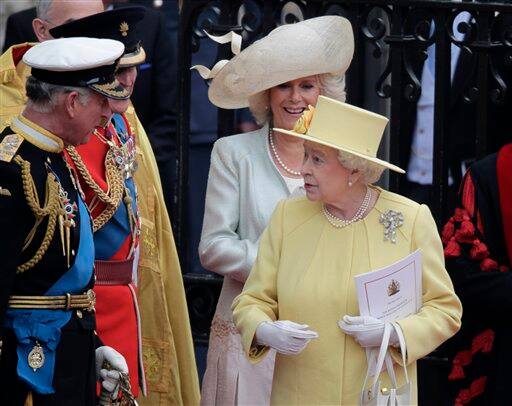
[323,187,372,228]
[269,129,302,176]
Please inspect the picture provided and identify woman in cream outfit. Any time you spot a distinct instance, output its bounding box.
[194,16,354,406]
[232,96,462,405]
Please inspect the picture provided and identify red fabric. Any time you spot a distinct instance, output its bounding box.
[480,258,499,272]
[469,240,490,261]
[458,221,475,239]
[461,175,476,218]
[471,329,494,354]
[12,44,32,66]
[108,232,134,261]
[460,172,485,234]
[94,285,140,398]
[497,143,512,264]
[445,237,461,258]
[454,377,487,405]
[442,220,455,244]
[64,126,112,219]
[449,329,494,382]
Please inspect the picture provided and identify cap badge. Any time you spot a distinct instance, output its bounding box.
[120,21,129,37]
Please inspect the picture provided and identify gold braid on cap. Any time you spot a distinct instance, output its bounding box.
[14,156,62,273]
[66,146,125,231]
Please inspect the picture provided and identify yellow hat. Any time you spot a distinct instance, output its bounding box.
[274,96,405,174]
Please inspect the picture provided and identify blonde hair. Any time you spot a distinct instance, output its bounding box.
[248,73,346,125]
[337,150,385,184]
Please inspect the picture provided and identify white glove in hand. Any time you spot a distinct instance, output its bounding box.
[338,315,398,348]
[95,346,128,396]
[255,320,319,355]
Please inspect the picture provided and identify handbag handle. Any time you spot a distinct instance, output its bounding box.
[360,322,392,403]
[390,321,409,384]
[360,322,410,404]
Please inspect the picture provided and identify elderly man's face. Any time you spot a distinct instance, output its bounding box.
[65,91,111,146]
[108,66,138,113]
[33,0,104,42]
[301,141,353,204]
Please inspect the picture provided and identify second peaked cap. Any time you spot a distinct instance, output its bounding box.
[50,6,146,68]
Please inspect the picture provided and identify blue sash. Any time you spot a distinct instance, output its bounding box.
[3,196,94,394]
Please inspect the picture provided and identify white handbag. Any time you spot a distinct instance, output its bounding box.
[360,322,411,406]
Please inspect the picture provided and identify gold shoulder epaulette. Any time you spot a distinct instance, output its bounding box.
[0,133,24,162]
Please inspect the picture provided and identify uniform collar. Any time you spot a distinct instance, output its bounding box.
[11,115,64,153]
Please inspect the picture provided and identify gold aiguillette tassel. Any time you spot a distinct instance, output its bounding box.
[58,213,65,256]
[123,189,134,234]
[65,220,72,268]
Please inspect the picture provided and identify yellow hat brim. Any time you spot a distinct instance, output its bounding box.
[274,127,406,174]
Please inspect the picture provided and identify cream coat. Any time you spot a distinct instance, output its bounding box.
[232,190,462,405]
[199,124,304,405]
[199,124,298,320]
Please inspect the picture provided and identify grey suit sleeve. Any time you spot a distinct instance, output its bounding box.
[198,140,258,283]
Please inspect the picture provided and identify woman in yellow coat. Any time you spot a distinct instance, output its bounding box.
[232,96,462,405]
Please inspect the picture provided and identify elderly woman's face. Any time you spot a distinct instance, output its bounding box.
[269,76,321,130]
[301,141,351,203]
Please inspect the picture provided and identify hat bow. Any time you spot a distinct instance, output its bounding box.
[191,31,242,79]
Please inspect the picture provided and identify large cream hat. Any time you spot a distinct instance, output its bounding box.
[192,16,354,109]
[275,96,405,173]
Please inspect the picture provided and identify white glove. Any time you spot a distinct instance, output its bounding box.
[95,346,128,396]
[255,320,319,355]
[338,315,398,348]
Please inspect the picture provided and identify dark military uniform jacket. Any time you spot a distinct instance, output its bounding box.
[0,116,97,405]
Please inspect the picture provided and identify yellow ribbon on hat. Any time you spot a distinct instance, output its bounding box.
[191,31,242,79]
[293,105,316,134]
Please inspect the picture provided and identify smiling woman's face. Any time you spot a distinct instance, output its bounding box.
[269,76,321,130]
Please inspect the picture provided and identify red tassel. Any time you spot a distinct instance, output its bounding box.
[442,220,455,244]
[448,359,466,380]
[453,208,468,222]
[445,237,461,258]
[472,329,495,354]
[459,220,475,237]
[480,258,499,272]
[454,377,487,405]
[469,240,490,261]
[455,229,476,244]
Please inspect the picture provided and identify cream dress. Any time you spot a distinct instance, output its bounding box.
[199,125,304,406]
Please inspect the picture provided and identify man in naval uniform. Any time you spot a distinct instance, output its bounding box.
[0,37,130,406]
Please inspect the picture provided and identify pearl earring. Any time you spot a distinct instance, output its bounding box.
[348,180,353,187]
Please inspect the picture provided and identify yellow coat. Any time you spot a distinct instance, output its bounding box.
[0,43,200,406]
[232,189,462,405]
